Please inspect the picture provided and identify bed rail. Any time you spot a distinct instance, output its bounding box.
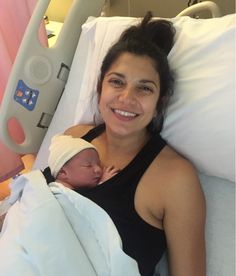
[0,0,105,154]
[176,1,221,17]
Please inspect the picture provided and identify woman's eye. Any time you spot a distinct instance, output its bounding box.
[108,78,124,87]
[138,85,154,94]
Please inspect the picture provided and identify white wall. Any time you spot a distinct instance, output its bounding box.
[45,0,235,22]
[45,0,73,22]
[104,0,235,17]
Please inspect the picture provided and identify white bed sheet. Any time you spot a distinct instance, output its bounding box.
[0,170,140,276]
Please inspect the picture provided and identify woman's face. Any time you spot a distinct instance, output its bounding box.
[99,53,160,136]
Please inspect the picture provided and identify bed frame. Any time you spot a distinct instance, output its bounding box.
[0,0,105,154]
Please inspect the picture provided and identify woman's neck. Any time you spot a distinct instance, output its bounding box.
[100,127,150,168]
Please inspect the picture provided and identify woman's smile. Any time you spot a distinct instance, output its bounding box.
[111,108,139,121]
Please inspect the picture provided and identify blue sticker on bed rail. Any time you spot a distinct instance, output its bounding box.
[14,80,39,111]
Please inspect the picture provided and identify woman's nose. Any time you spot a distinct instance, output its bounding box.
[118,87,135,103]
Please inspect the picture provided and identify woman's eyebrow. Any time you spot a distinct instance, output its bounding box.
[106,72,125,78]
[106,73,159,88]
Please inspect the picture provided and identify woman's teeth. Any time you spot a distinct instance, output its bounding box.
[114,109,137,117]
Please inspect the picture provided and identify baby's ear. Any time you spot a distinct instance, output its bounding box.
[57,167,68,181]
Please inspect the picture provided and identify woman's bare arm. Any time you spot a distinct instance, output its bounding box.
[163,158,206,276]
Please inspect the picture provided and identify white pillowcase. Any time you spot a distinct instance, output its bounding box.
[34,15,235,182]
[162,15,235,182]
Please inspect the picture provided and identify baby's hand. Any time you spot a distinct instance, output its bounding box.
[100,165,119,183]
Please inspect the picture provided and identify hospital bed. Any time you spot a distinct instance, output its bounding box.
[0,1,235,275]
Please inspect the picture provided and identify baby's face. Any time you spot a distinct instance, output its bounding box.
[64,148,102,189]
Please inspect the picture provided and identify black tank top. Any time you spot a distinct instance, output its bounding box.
[78,125,167,276]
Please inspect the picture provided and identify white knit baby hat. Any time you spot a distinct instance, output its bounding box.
[48,134,96,178]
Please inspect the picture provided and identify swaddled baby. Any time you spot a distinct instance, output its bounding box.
[48,134,118,190]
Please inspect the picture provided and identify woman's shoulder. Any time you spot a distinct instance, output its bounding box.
[145,144,205,217]
[136,144,205,228]
[64,124,95,138]
[151,144,201,191]
[160,145,197,174]
[157,146,205,209]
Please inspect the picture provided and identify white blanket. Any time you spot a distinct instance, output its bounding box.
[0,170,140,276]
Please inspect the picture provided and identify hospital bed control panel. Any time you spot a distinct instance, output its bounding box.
[14,80,39,111]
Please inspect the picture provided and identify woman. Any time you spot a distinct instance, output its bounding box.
[63,12,205,276]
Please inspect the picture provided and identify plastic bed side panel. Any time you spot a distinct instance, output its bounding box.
[0,0,105,154]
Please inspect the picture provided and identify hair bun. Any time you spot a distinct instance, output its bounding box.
[119,11,175,55]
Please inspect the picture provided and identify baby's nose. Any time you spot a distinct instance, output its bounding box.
[94,165,102,175]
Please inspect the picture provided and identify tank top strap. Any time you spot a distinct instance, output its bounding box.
[135,133,166,170]
[81,124,105,142]
[116,133,166,189]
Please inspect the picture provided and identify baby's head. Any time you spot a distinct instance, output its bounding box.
[48,135,103,189]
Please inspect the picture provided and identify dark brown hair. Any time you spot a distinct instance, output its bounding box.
[97,12,176,132]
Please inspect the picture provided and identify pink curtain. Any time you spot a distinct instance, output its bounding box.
[0,0,45,182]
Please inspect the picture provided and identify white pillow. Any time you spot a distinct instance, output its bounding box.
[162,15,235,182]
[34,15,235,182]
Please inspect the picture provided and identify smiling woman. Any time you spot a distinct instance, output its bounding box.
[53,12,206,276]
[96,17,174,135]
